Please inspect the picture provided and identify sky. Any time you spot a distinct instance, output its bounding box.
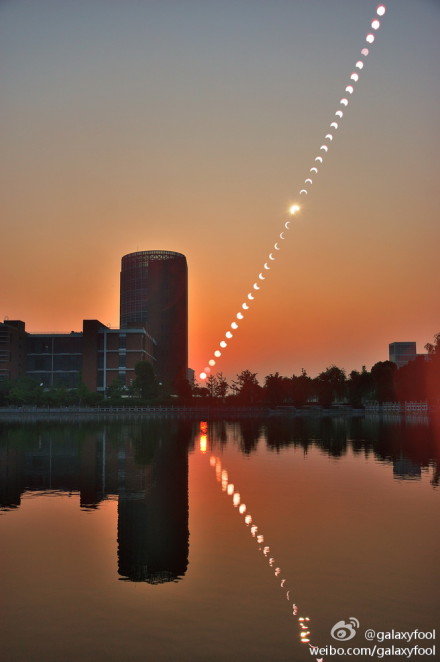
[1,0,439,381]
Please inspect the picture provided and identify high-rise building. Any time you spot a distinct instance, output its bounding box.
[120,251,188,388]
[389,342,417,368]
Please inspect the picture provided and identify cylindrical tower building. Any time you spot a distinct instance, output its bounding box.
[120,251,188,389]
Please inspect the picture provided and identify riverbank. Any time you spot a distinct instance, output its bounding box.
[0,404,437,422]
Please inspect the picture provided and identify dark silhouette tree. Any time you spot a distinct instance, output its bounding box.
[347,366,373,407]
[290,370,313,407]
[214,373,229,399]
[264,372,290,406]
[424,332,440,405]
[371,360,397,403]
[314,366,346,407]
[133,361,159,400]
[232,370,262,405]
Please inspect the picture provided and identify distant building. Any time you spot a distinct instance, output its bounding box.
[120,250,188,389]
[1,318,156,392]
[0,320,27,381]
[1,249,189,393]
[27,330,82,388]
[389,342,417,368]
[82,319,156,392]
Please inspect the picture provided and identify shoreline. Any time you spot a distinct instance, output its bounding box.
[0,405,436,422]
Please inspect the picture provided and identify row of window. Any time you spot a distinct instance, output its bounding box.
[0,350,10,363]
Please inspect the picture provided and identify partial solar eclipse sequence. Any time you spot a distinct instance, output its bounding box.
[199,4,387,381]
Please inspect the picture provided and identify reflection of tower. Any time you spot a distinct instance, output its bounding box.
[0,441,25,509]
[393,455,421,480]
[117,422,190,583]
[119,251,188,388]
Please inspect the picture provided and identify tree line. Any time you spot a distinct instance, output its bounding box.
[1,334,438,408]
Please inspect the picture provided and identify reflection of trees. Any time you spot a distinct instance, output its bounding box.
[262,415,439,481]
[237,419,263,454]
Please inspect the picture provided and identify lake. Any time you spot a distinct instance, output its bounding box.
[0,415,438,661]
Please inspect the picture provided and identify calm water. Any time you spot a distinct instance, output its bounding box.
[0,415,438,662]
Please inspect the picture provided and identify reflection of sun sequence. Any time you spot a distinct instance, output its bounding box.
[201,442,328,652]
[199,434,207,453]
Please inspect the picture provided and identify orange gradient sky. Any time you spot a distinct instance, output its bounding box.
[1,1,439,380]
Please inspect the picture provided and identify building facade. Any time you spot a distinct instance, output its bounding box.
[1,249,188,393]
[389,342,417,368]
[120,250,188,389]
[0,320,27,381]
[82,319,156,392]
[0,318,156,393]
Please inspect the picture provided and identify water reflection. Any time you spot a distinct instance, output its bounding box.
[117,422,191,583]
[262,415,439,485]
[204,424,314,650]
[0,414,438,583]
[0,420,192,583]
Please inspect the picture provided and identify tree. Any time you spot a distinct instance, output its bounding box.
[425,332,440,356]
[8,377,42,406]
[290,370,313,407]
[264,372,289,406]
[395,356,427,402]
[371,361,397,403]
[214,373,229,399]
[424,332,440,405]
[347,366,373,408]
[0,379,12,406]
[133,361,159,400]
[173,377,193,400]
[314,366,346,408]
[232,370,262,405]
[206,374,217,398]
[106,376,126,401]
